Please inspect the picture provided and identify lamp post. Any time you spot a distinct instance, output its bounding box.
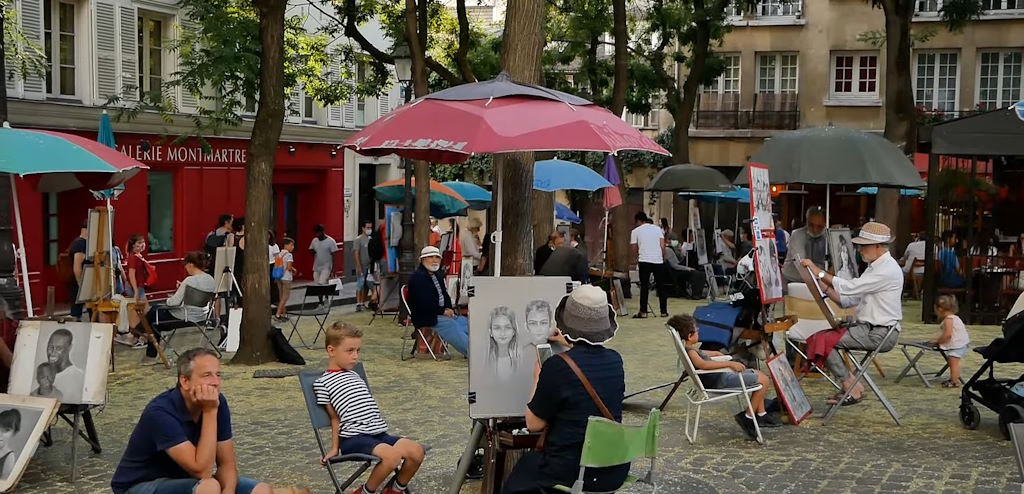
[392,43,416,281]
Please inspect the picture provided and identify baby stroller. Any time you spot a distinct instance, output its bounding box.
[959,304,1024,439]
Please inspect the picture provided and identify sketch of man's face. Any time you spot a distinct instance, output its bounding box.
[525,306,553,344]
[46,332,72,365]
[490,315,516,347]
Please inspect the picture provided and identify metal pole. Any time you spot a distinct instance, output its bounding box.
[399,83,416,283]
[492,158,503,277]
[10,176,33,317]
[825,184,831,227]
[965,156,977,322]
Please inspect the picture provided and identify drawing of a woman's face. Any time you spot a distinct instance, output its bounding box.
[490,314,516,347]
[524,301,553,344]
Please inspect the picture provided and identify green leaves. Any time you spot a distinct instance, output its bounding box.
[1,0,48,83]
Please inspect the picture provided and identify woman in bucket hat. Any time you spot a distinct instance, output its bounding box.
[503,285,629,493]
[800,221,904,405]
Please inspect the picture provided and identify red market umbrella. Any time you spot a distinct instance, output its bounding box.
[344,96,668,163]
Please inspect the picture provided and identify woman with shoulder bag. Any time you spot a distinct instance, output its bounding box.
[118,234,153,347]
[503,285,629,494]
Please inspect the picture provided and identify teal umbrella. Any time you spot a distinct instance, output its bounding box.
[373,177,469,219]
[442,181,491,210]
[94,110,125,200]
[857,186,922,197]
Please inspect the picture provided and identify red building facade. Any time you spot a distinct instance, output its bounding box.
[15,130,345,312]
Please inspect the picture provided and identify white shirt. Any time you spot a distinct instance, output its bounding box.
[940,314,970,350]
[54,364,85,403]
[268,244,281,264]
[831,251,904,328]
[901,240,926,274]
[630,223,665,264]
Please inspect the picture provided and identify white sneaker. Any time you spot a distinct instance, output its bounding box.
[139,356,161,366]
[113,334,136,347]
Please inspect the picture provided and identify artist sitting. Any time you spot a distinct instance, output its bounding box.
[799,221,903,406]
[408,246,469,356]
[503,285,628,494]
[138,252,216,366]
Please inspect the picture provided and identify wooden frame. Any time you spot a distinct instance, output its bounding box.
[766,353,812,425]
[0,394,59,492]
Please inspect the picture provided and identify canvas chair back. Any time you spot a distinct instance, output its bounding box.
[299,363,370,431]
[182,285,215,309]
[667,325,709,399]
[578,408,660,469]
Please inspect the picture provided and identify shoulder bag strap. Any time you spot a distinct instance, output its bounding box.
[558,353,614,421]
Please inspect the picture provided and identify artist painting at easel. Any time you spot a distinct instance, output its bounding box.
[799,222,903,406]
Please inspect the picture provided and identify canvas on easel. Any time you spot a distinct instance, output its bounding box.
[85,208,114,258]
[747,163,782,304]
[0,394,59,492]
[213,246,238,295]
[8,321,112,405]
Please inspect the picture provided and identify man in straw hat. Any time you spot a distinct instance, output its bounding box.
[408,246,469,356]
[800,221,903,405]
[503,285,628,494]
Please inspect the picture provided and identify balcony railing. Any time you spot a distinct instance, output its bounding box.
[916,0,1023,15]
[730,0,802,17]
[693,92,800,130]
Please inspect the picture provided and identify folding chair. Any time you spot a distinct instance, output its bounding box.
[399,285,449,361]
[894,342,964,388]
[157,286,223,359]
[298,365,428,493]
[287,284,338,349]
[669,326,763,444]
[370,274,401,325]
[822,325,902,425]
[553,409,661,494]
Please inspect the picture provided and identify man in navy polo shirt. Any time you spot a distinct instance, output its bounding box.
[111,348,272,494]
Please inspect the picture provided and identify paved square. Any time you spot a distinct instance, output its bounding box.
[17,298,1024,493]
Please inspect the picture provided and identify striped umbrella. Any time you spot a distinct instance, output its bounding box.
[374,178,470,219]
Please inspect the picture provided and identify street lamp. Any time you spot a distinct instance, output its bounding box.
[392,43,416,282]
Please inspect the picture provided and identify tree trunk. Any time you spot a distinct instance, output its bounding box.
[533,191,553,253]
[455,0,476,82]
[669,0,713,162]
[608,0,631,272]
[498,0,544,276]
[406,0,431,255]
[233,0,287,365]
[877,0,917,250]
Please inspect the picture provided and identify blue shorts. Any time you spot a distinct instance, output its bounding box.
[701,369,760,390]
[124,477,262,494]
[356,267,370,290]
[124,286,146,299]
[943,345,969,359]
[340,432,400,456]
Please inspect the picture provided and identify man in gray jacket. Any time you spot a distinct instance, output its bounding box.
[782,206,828,284]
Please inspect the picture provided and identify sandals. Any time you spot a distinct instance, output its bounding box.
[941,380,960,388]
[632,313,648,319]
[826,393,863,406]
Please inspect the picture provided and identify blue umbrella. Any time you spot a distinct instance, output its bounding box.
[857,186,922,197]
[442,181,491,210]
[534,159,612,192]
[680,186,751,203]
[93,110,125,200]
[555,202,581,224]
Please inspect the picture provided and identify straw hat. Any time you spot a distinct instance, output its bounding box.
[419,246,441,259]
[852,221,892,245]
[554,285,618,346]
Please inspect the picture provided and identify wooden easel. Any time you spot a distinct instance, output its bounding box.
[83,207,170,369]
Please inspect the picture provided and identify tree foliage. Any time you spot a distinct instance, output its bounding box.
[1,0,47,86]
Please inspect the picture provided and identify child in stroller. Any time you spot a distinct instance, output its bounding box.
[960,297,1024,439]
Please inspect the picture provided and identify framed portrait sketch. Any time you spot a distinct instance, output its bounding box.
[8,321,112,405]
[746,163,773,235]
[753,237,783,303]
[468,276,573,419]
[0,394,59,492]
[695,228,709,265]
[828,228,859,280]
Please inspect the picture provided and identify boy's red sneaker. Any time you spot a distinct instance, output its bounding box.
[380,488,407,494]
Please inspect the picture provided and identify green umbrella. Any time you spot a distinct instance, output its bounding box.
[734,126,926,188]
[646,164,734,192]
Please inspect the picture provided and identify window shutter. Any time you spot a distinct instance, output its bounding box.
[93,0,119,103]
[287,87,301,123]
[342,82,355,128]
[176,17,199,113]
[327,60,342,126]
[118,4,138,102]
[377,91,390,119]
[3,0,22,98]
[19,0,45,97]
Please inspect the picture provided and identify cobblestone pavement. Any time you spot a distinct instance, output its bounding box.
[17,298,1024,493]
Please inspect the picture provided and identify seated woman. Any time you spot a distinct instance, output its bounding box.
[138,251,217,365]
[503,285,628,494]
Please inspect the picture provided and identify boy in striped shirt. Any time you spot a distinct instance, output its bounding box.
[314,322,425,494]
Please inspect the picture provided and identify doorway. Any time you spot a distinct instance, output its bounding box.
[274,187,300,240]
[358,162,379,226]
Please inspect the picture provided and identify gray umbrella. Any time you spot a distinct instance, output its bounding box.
[646,164,734,192]
[734,126,926,188]
[424,72,592,105]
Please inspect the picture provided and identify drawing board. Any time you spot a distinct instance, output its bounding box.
[8,321,112,405]
[753,237,783,303]
[0,394,59,492]
[747,163,782,304]
[85,208,114,258]
[213,246,238,294]
[798,264,840,329]
[766,353,812,425]
[827,228,859,280]
[695,228,709,265]
[468,276,573,419]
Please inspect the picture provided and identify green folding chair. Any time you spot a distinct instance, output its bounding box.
[554,408,661,494]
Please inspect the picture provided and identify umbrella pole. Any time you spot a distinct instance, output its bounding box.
[602,209,609,271]
[107,198,115,300]
[10,175,34,317]
[826,184,831,226]
[493,158,503,277]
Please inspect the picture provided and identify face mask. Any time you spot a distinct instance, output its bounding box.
[671,240,679,248]
[807,229,824,239]
[425,263,440,272]
[364,228,372,235]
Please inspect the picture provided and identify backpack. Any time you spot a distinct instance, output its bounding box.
[271,252,286,281]
[204,230,227,264]
[367,228,385,262]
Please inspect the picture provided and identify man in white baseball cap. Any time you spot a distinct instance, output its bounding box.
[407,246,468,356]
[800,221,903,405]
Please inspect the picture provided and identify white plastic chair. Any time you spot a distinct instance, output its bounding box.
[668,325,764,444]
